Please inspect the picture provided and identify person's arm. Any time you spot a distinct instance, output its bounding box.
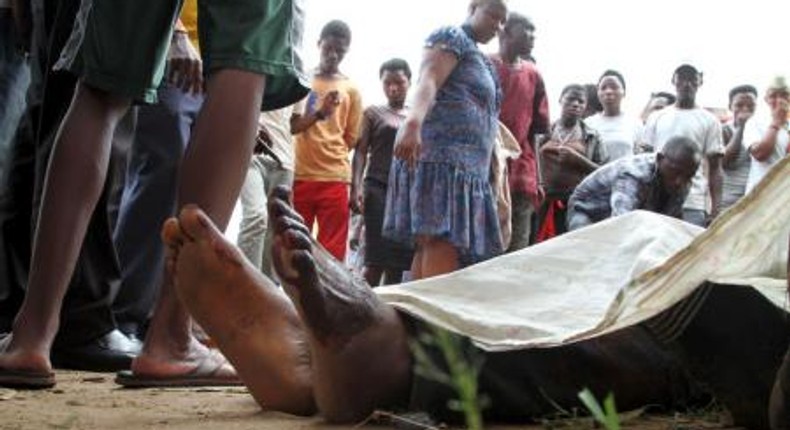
[393,47,459,168]
[706,119,725,222]
[638,113,657,153]
[721,120,747,169]
[290,90,340,134]
[344,87,363,150]
[350,110,373,214]
[167,19,203,94]
[528,74,550,140]
[750,101,788,161]
[558,146,599,173]
[707,153,724,221]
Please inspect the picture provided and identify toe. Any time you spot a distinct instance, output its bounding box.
[284,229,312,252]
[161,217,184,247]
[178,205,223,244]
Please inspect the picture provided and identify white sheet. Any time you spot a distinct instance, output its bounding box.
[377,156,790,352]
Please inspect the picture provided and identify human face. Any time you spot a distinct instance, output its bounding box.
[560,89,587,122]
[318,35,349,74]
[598,76,625,112]
[468,1,507,44]
[672,72,701,105]
[765,88,790,111]
[381,69,410,108]
[730,92,756,120]
[658,154,698,194]
[504,22,535,57]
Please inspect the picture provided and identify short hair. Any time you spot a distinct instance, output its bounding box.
[598,69,626,92]
[560,84,587,100]
[728,85,758,105]
[470,0,507,8]
[503,12,534,34]
[652,91,677,105]
[379,58,411,80]
[320,20,351,43]
[661,136,702,165]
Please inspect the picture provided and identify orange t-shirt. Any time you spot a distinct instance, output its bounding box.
[294,76,363,182]
[179,0,199,49]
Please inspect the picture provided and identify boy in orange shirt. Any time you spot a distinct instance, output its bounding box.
[291,20,362,261]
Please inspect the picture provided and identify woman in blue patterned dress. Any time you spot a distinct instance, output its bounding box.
[383,0,507,279]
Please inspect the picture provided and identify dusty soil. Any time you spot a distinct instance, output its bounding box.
[0,370,741,430]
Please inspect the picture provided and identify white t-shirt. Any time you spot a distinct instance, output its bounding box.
[642,106,724,211]
[744,115,789,191]
[585,113,643,162]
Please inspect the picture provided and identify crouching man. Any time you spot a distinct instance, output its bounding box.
[567,136,701,231]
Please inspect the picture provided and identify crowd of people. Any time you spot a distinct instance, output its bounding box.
[0,0,788,428]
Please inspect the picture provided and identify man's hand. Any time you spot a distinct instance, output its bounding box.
[317,90,340,120]
[734,110,752,128]
[253,126,272,155]
[349,185,364,214]
[167,32,203,94]
[393,119,421,169]
[773,98,789,128]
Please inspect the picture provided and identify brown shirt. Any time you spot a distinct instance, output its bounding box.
[359,105,407,184]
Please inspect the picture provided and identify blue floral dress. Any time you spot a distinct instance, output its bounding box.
[383,25,503,265]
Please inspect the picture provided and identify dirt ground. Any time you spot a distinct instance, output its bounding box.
[0,370,744,430]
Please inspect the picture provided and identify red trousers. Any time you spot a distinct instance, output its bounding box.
[292,180,350,261]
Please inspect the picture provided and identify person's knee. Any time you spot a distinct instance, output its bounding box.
[76,81,132,117]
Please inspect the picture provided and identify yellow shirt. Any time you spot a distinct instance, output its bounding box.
[179,0,199,49]
[294,76,363,182]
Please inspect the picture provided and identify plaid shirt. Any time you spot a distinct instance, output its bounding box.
[567,154,687,229]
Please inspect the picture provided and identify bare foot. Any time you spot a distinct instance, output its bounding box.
[268,187,413,422]
[0,333,55,388]
[127,216,237,385]
[268,187,380,347]
[163,205,315,415]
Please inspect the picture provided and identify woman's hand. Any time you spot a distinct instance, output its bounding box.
[394,119,422,169]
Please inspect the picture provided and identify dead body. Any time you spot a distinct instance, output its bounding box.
[164,185,789,429]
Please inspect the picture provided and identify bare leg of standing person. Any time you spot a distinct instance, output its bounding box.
[128,70,267,381]
[0,84,129,387]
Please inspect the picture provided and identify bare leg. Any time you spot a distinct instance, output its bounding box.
[0,83,129,378]
[414,236,459,280]
[132,70,265,378]
[165,206,315,415]
[269,187,413,423]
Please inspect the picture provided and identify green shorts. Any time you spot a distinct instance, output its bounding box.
[55,0,309,109]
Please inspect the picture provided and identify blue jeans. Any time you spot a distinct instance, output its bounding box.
[112,82,204,335]
[0,10,31,183]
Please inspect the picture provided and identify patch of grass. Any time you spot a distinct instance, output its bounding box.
[578,388,620,430]
[410,326,488,430]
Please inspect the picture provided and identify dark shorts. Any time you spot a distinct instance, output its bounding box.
[363,179,414,270]
[55,0,309,108]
